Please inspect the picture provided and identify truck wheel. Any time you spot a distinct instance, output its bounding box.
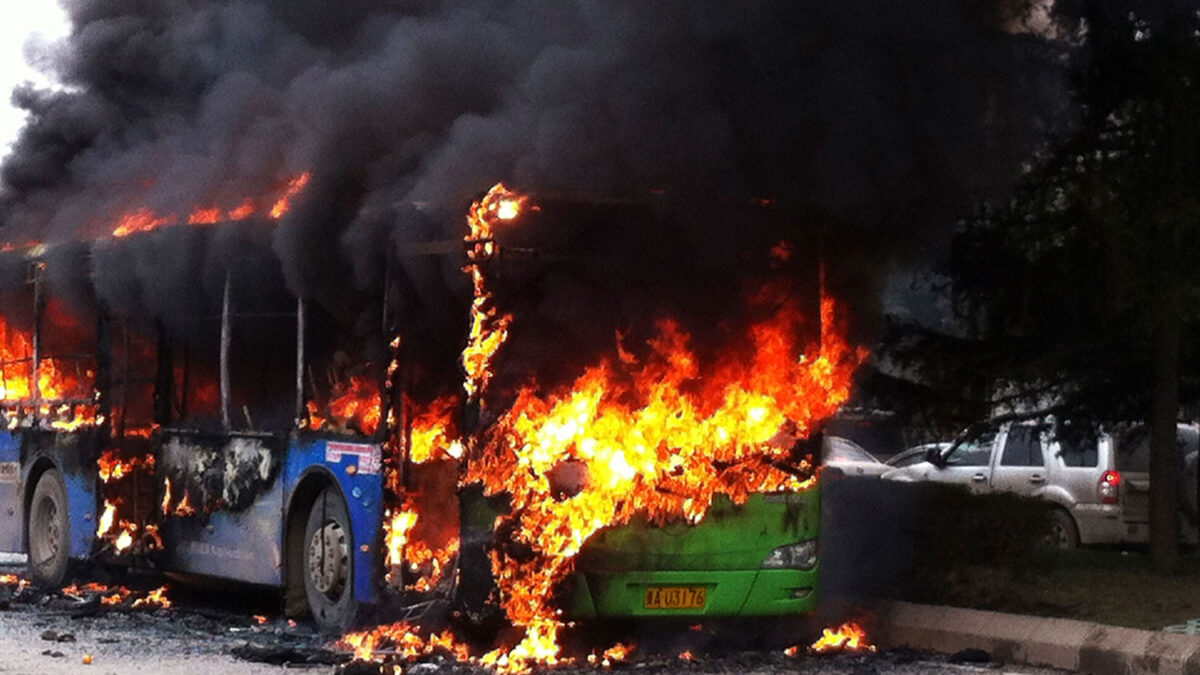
[28,469,70,587]
[1046,508,1079,550]
[303,487,357,633]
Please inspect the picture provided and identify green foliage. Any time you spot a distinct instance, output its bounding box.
[880,2,1200,432]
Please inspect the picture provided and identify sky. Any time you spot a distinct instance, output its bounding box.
[0,3,70,161]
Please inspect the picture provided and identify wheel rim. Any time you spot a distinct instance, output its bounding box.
[1049,518,1072,549]
[32,496,60,567]
[307,520,348,599]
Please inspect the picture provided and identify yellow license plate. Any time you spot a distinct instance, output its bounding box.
[644,586,707,610]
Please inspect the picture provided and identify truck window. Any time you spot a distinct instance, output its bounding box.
[1058,433,1099,467]
[1001,426,1043,467]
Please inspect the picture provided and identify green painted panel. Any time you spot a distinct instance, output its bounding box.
[577,489,820,572]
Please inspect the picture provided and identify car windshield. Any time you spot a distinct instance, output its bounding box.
[823,436,878,463]
[943,433,995,466]
[888,446,935,467]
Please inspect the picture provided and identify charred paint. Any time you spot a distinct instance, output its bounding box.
[159,433,283,514]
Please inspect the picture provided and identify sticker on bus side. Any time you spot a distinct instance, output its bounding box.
[325,442,381,475]
[0,462,16,484]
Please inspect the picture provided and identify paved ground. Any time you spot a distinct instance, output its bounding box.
[0,603,1073,675]
[0,565,1075,675]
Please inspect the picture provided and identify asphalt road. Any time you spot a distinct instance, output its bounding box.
[0,565,1075,675]
[0,605,1077,675]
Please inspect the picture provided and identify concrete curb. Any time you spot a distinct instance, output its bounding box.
[876,601,1200,674]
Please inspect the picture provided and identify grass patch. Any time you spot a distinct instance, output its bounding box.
[1026,548,1200,630]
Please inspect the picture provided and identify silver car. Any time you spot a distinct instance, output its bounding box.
[821,435,891,478]
[879,422,1198,547]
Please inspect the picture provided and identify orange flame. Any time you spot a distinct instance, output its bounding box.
[463,288,863,668]
[109,172,311,238]
[112,207,177,237]
[173,491,195,517]
[306,375,382,436]
[131,585,171,609]
[96,500,116,537]
[340,623,470,664]
[98,451,154,482]
[339,186,865,673]
[269,172,311,218]
[588,642,635,668]
[461,183,525,401]
[384,506,418,570]
[408,394,462,463]
[0,574,29,592]
[0,300,99,430]
[808,622,875,653]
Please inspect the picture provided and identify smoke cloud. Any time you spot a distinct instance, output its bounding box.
[0,1,1070,354]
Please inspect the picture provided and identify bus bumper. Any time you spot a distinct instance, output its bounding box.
[568,566,819,619]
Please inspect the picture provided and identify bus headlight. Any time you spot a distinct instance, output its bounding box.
[761,539,818,570]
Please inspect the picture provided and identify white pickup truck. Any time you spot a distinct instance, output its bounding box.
[881,422,1199,548]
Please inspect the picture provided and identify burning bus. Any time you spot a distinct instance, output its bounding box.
[0,184,861,663]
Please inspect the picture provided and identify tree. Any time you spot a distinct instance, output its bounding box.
[884,1,1200,570]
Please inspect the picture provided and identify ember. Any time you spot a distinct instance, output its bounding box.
[62,582,171,609]
[0,574,28,591]
[98,451,155,482]
[339,622,469,664]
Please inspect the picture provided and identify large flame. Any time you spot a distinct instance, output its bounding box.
[461,184,525,402]
[353,184,866,673]
[305,375,382,436]
[467,286,862,669]
[0,299,99,430]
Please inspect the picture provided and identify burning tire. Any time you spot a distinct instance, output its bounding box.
[303,487,357,633]
[28,469,71,587]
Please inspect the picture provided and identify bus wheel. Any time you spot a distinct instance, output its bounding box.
[28,469,70,587]
[303,487,357,633]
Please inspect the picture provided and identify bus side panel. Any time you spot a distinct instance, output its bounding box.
[23,430,100,560]
[285,439,384,605]
[161,479,285,585]
[159,433,285,586]
[0,433,21,552]
[64,472,97,559]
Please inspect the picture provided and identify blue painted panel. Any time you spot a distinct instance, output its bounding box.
[63,471,97,559]
[0,433,21,552]
[284,438,385,605]
[162,474,285,585]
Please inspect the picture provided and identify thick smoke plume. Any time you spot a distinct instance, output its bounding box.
[0,1,1069,350]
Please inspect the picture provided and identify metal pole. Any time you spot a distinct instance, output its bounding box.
[220,271,232,431]
[295,297,306,424]
[31,262,43,407]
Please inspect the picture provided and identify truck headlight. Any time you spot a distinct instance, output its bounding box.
[761,539,818,570]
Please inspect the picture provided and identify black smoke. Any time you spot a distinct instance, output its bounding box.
[0,1,1071,360]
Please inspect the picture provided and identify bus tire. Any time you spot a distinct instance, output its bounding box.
[28,469,71,587]
[302,487,357,633]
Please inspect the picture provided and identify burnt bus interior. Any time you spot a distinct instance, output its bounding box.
[0,224,399,579]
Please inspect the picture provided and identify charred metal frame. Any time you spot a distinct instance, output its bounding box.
[220,271,232,431]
